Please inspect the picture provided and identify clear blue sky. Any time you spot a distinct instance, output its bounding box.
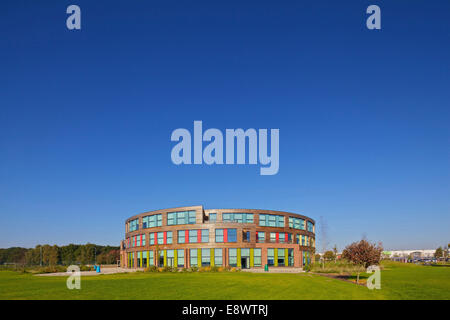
[1,1,449,251]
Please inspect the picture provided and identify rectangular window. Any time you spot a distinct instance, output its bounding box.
[254,248,262,267]
[270,232,276,243]
[209,213,216,222]
[189,230,197,243]
[144,214,162,228]
[201,229,209,243]
[279,233,285,243]
[259,214,285,227]
[267,248,275,266]
[188,211,196,224]
[177,250,184,267]
[257,232,265,243]
[167,231,173,244]
[157,232,164,245]
[167,249,175,267]
[307,221,314,232]
[289,217,305,230]
[214,248,223,266]
[288,248,294,266]
[149,250,154,266]
[243,231,250,242]
[278,248,285,266]
[166,211,196,226]
[167,212,175,226]
[178,230,185,244]
[201,248,210,267]
[142,234,146,246]
[129,218,139,232]
[227,229,237,242]
[149,233,155,245]
[222,212,253,223]
[229,248,237,267]
[190,249,198,267]
[215,229,224,243]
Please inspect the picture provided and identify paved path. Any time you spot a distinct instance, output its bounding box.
[241,267,304,273]
[36,267,144,276]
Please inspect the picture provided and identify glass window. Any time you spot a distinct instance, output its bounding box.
[209,213,217,222]
[142,234,146,246]
[167,249,174,267]
[177,211,186,225]
[270,232,276,243]
[189,230,197,243]
[190,249,198,267]
[222,213,254,223]
[214,248,222,266]
[159,250,164,267]
[279,232,285,243]
[277,215,285,227]
[241,248,250,257]
[243,231,250,242]
[257,232,265,243]
[165,211,196,226]
[259,214,284,227]
[177,250,184,267]
[149,250,154,266]
[254,248,262,267]
[227,229,237,242]
[288,248,294,266]
[149,233,155,245]
[178,230,185,244]
[129,218,139,232]
[167,231,173,244]
[289,216,305,230]
[215,229,224,243]
[222,213,232,222]
[157,232,164,244]
[267,248,274,266]
[167,212,175,226]
[229,248,237,267]
[278,248,285,266]
[201,248,210,267]
[201,229,209,243]
[188,211,196,224]
[307,221,314,232]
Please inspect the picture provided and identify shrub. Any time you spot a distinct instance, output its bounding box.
[144,266,159,272]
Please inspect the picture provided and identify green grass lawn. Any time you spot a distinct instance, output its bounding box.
[0,261,448,300]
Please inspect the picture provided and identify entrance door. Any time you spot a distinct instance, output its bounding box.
[167,257,174,267]
[241,257,249,269]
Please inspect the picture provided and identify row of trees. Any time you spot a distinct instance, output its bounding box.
[0,243,119,266]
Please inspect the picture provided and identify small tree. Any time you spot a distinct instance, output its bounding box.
[342,239,383,284]
[434,247,443,260]
[332,245,338,263]
[323,251,335,262]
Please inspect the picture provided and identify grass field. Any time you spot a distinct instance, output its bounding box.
[0,261,448,300]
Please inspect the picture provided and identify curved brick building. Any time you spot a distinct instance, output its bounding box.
[120,205,315,269]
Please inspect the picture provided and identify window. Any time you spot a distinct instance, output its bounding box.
[279,233,285,243]
[142,234,146,246]
[288,233,292,243]
[209,213,217,222]
[270,232,276,243]
[267,248,275,266]
[167,211,197,226]
[167,250,175,267]
[201,249,210,267]
[302,235,306,246]
[159,250,164,267]
[157,232,164,244]
[227,229,237,242]
[129,219,139,232]
[149,233,155,245]
[288,217,305,230]
[307,221,314,232]
[215,229,223,243]
[190,249,198,267]
[177,250,184,267]
[254,248,262,267]
[259,214,284,227]
[149,250,154,266]
[189,230,198,243]
[201,229,209,243]
[167,231,173,244]
[229,248,237,267]
[178,230,185,244]
[142,214,162,228]
[214,248,223,266]
[257,232,265,243]
[288,249,294,266]
[142,251,147,266]
[222,213,254,223]
[243,231,250,242]
[278,249,285,266]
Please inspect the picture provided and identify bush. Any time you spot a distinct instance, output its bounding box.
[144,265,159,272]
[188,266,199,272]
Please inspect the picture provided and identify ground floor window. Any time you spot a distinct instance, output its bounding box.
[190,249,198,267]
[288,248,294,266]
[201,248,210,267]
[278,248,285,266]
[229,248,237,267]
[214,248,223,266]
[149,250,154,266]
[159,250,164,267]
[177,249,184,267]
[167,249,174,267]
[142,251,147,267]
[267,248,274,266]
[254,248,262,267]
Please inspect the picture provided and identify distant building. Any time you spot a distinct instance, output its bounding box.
[382,249,435,259]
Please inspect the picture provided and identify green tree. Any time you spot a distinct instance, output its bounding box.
[323,250,335,261]
[434,247,443,259]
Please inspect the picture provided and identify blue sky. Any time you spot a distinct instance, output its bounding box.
[0,1,449,251]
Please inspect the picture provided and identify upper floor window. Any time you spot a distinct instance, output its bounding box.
[257,231,265,243]
[259,214,284,227]
[209,213,217,223]
[222,212,254,223]
[142,214,162,228]
[167,211,196,226]
[215,228,237,243]
[307,221,314,233]
[288,217,305,230]
[129,219,139,232]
